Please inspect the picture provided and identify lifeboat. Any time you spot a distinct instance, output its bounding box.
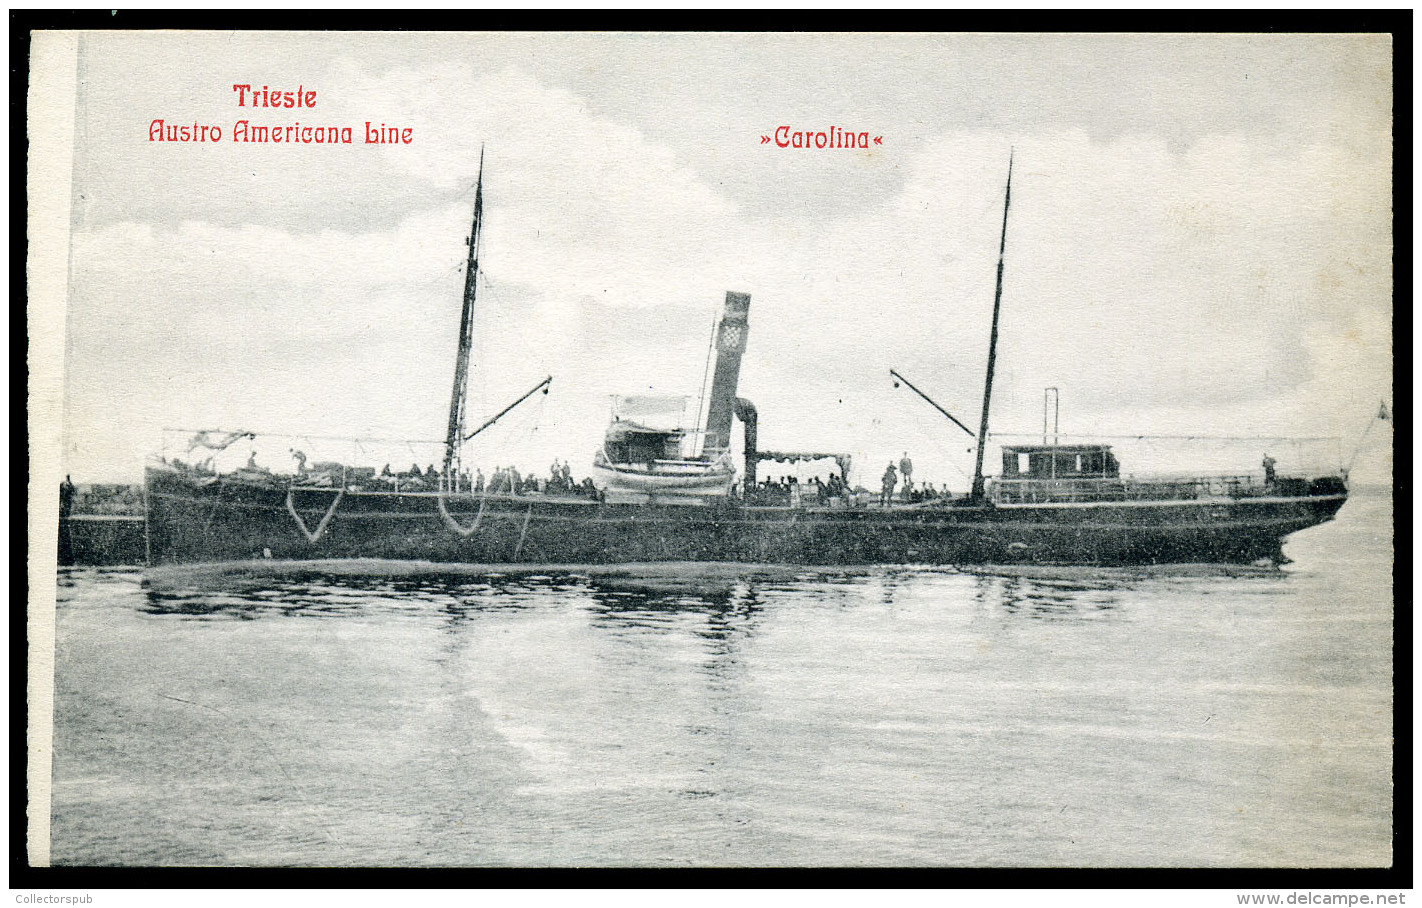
[591,420,736,504]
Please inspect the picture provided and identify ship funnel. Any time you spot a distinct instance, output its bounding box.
[702,291,751,453]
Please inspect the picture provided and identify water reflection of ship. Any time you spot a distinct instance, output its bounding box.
[967,561,1284,619]
[975,574,1125,619]
[140,152,1350,568]
[584,575,761,648]
[140,568,768,674]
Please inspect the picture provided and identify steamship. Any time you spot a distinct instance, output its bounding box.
[143,154,1349,567]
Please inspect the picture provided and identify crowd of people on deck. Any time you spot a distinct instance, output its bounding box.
[749,472,850,505]
[878,452,952,506]
[366,458,600,499]
[165,448,602,499]
[746,453,951,508]
[462,459,600,498]
[169,445,951,506]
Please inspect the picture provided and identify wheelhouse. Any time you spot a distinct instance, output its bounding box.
[1000,444,1120,481]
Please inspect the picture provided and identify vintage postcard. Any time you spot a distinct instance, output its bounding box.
[27,29,1396,873]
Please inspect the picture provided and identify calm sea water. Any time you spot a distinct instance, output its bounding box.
[49,492,1393,867]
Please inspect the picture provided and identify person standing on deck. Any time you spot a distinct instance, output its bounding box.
[58,475,77,567]
[59,474,76,517]
[899,452,914,496]
[881,462,898,507]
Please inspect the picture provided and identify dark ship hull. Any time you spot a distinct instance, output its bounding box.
[59,514,147,565]
[144,465,1346,567]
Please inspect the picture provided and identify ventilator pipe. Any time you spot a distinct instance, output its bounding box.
[734,397,758,487]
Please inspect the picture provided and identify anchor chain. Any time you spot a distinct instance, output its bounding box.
[438,490,485,538]
[512,503,535,560]
[285,487,344,543]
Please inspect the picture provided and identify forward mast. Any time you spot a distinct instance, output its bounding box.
[444,147,485,481]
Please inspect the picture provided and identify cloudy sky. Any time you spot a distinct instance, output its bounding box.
[45,32,1392,487]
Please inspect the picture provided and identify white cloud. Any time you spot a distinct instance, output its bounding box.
[60,56,1391,489]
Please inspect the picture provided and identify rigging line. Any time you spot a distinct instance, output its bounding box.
[692,303,720,454]
[1346,417,1385,473]
[463,376,554,443]
[494,394,547,451]
[413,256,467,294]
[986,433,1341,442]
[161,427,449,445]
[527,394,550,443]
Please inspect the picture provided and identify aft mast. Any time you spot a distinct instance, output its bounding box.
[970,151,1013,503]
[444,147,485,480]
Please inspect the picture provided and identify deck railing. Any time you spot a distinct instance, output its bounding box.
[988,473,1275,504]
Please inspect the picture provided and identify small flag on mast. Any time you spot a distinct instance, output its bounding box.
[1379,400,1391,421]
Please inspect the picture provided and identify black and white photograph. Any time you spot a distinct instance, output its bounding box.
[26,27,1398,878]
